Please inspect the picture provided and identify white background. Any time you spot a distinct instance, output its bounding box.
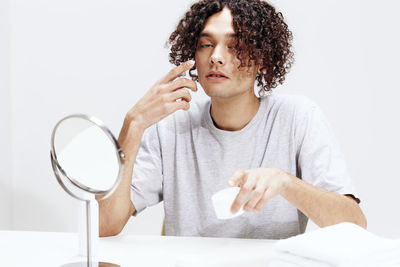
[1,0,399,237]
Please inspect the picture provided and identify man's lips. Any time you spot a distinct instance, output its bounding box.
[206,71,229,81]
[206,70,229,78]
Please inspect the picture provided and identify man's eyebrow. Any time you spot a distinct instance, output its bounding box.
[199,32,237,38]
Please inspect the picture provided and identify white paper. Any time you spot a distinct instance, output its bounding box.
[211,187,244,219]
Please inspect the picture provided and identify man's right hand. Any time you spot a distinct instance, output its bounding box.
[126,60,197,130]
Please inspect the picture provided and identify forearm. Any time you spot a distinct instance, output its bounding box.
[97,117,144,236]
[281,174,367,228]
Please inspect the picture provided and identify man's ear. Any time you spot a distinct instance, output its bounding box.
[257,61,267,74]
[258,66,267,75]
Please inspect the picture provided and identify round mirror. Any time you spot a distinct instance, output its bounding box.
[51,114,124,200]
[50,114,124,267]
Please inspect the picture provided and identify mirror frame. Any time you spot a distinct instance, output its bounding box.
[50,114,125,200]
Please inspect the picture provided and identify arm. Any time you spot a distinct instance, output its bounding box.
[281,172,366,228]
[229,168,367,229]
[97,60,197,237]
[97,119,143,237]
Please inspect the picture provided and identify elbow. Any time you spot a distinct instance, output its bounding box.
[98,211,125,237]
[99,229,122,237]
[98,201,135,237]
[353,202,367,229]
[99,222,124,237]
[98,206,134,237]
[345,196,367,229]
[356,212,367,229]
[347,203,367,229]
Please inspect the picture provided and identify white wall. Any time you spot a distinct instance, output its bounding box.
[2,0,400,237]
[0,0,12,229]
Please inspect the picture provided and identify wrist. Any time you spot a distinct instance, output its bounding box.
[279,170,294,195]
[125,110,147,133]
[117,114,146,156]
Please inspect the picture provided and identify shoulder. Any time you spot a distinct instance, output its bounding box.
[262,94,320,124]
[266,93,319,114]
[270,93,324,120]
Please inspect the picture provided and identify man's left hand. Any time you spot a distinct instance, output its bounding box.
[228,168,291,213]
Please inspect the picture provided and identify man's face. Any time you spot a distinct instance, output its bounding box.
[195,7,259,99]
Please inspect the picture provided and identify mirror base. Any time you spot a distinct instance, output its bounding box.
[60,261,120,267]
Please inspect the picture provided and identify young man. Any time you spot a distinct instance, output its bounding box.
[98,0,366,238]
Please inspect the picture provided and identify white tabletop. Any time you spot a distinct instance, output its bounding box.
[0,230,276,267]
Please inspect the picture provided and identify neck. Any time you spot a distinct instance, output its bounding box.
[210,90,260,131]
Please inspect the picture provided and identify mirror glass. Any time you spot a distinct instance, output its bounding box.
[52,115,123,194]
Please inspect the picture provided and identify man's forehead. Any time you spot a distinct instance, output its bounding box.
[199,7,235,39]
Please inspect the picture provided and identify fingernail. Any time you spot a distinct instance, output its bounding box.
[228,180,235,186]
[187,60,195,67]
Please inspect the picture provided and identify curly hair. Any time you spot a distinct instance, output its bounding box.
[167,0,294,95]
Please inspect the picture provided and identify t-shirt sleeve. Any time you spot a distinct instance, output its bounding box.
[130,123,163,215]
[295,101,360,203]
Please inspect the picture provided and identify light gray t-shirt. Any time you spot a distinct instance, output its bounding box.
[130,94,358,239]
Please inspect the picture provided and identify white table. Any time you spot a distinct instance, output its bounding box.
[0,231,276,267]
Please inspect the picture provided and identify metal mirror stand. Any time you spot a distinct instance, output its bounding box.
[50,114,125,267]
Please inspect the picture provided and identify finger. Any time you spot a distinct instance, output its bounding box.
[254,188,276,212]
[168,88,192,103]
[166,100,191,114]
[228,169,246,187]
[167,78,198,92]
[160,60,195,83]
[231,172,257,214]
[244,178,268,211]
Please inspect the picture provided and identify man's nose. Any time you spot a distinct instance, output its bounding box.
[209,46,225,66]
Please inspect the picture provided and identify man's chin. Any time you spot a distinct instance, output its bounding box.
[203,85,229,97]
[203,88,224,98]
[203,90,235,99]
